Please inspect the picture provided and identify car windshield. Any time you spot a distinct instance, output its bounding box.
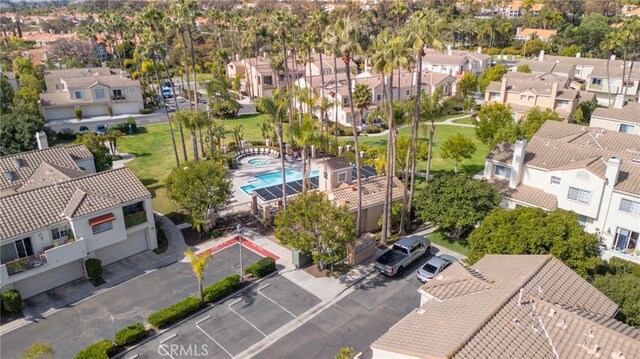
[422,263,439,274]
[392,244,407,253]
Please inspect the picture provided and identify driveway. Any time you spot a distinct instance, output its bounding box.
[0,244,262,359]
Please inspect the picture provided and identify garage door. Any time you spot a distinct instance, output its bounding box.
[82,104,108,117]
[113,102,141,115]
[94,230,148,266]
[13,260,84,299]
[45,107,75,121]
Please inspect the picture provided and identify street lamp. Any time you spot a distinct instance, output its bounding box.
[237,224,244,283]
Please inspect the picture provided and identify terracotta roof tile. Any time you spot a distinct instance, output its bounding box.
[491,179,558,210]
[592,102,640,124]
[326,176,403,211]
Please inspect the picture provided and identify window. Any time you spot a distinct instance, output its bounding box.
[591,78,603,86]
[323,171,328,180]
[263,76,272,85]
[338,172,346,182]
[112,89,123,99]
[92,221,113,235]
[575,69,581,75]
[620,198,640,216]
[1,238,35,263]
[406,90,410,96]
[95,89,105,99]
[528,96,534,101]
[376,94,381,101]
[409,243,424,254]
[74,90,85,99]
[128,87,137,94]
[619,124,635,134]
[567,187,591,204]
[578,215,588,228]
[551,176,561,185]
[51,226,69,240]
[55,83,65,90]
[123,201,144,215]
[489,92,500,101]
[520,94,527,100]
[556,100,569,109]
[494,165,511,178]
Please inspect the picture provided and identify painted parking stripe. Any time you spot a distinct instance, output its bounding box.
[228,298,267,337]
[195,316,236,359]
[257,283,296,318]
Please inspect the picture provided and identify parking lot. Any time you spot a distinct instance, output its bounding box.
[128,275,320,359]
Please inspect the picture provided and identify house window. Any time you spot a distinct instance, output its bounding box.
[376,94,381,101]
[575,69,581,75]
[55,83,65,90]
[338,172,346,182]
[323,171,328,180]
[112,89,123,99]
[263,76,272,85]
[123,201,144,216]
[578,215,588,228]
[95,89,105,99]
[74,90,85,99]
[619,124,635,134]
[567,187,591,204]
[343,97,350,106]
[1,238,34,263]
[551,176,561,185]
[494,165,511,178]
[619,198,640,216]
[405,89,410,96]
[528,96,534,101]
[128,87,137,94]
[556,100,569,109]
[520,94,527,100]
[51,225,69,240]
[591,78,603,86]
[489,92,500,101]
[92,221,113,235]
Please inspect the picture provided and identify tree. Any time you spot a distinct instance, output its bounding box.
[335,347,357,359]
[440,133,477,173]
[352,83,372,128]
[0,77,14,114]
[519,107,561,139]
[49,38,99,67]
[274,191,356,271]
[467,207,602,278]
[184,249,212,303]
[104,128,122,155]
[573,99,598,126]
[0,112,45,156]
[20,343,54,359]
[457,72,479,101]
[165,160,231,235]
[516,64,532,73]
[479,64,507,93]
[475,103,519,147]
[593,273,640,328]
[74,133,112,172]
[416,173,500,240]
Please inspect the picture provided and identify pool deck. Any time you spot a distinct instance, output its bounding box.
[230,155,321,206]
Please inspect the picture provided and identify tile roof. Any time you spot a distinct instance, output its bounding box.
[372,255,627,359]
[592,102,640,124]
[323,157,352,170]
[543,55,625,68]
[326,176,403,211]
[515,28,557,40]
[43,67,114,79]
[486,142,515,164]
[0,168,150,239]
[491,179,558,210]
[514,59,575,75]
[589,64,640,79]
[0,145,92,193]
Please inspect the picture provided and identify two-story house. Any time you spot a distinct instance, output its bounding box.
[484,72,579,120]
[39,67,144,121]
[226,56,304,99]
[585,64,640,107]
[590,94,640,135]
[483,121,640,263]
[422,47,492,77]
[540,52,626,82]
[0,134,157,298]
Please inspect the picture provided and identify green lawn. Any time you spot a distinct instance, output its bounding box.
[428,230,470,257]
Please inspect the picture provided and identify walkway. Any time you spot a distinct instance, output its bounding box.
[344,114,474,139]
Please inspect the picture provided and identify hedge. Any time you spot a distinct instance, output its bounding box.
[244,257,276,278]
[74,339,116,359]
[1,289,22,315]
[148,297,202,328]
[114,322,147,346]
[203,274,241,303]
[139,108,153,114]
[85,258,103,280]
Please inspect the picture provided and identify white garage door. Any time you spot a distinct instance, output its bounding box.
[94,230,148,266]
[13,260,84,299]
[45,107,75,121]
[82,104,108,117]
[113,102,141,115]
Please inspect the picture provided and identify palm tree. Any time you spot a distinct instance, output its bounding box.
[309,9,329,121]
[210,121,227,154]
[174,110,199,161]
[169,1,194,112]
[352,83,372,129]
[390,1,409,35]
[322,26,341,146]
[335,16,367,236]
[317,96,335,143]
[184,249,211,303]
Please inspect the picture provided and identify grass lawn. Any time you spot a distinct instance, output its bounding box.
[342,125,489,176]
[428,230,470,257]
[452,116,475,125]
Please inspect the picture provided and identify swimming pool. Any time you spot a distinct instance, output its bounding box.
[241,169,320,195]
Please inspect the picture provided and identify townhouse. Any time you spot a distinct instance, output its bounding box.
[539,51,625,82]
[483,121,640,263]
[484,72,580,120]
[370,254,638,358]
[0,134,157,298]
[39,67,144,120]
[514,27,557,43]
[421,47,492,77]
[590,94,640,135]
[512,59,576,80]
[585,63,640,107]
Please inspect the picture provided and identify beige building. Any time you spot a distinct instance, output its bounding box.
[484,72,579,120]
[513,58,576,81]
[586,63,640,107]
[421,47,492,77]
[370,254,638,358]
[590,94,640,135]
[515,27,557,42]
[39,67,144,121]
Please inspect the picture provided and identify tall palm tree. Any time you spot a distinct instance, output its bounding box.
[335,16,367,236]
[322,26,341,146]
[174,110,199,161]
[169,1,194,112]
[184,249,211,303]
[309,10,329,123]
[353,83,372,129]
[210,121,227,154]
[390,1,409,35]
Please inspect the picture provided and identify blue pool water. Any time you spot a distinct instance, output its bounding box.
[247,158,269,166]
[241,169,320,195]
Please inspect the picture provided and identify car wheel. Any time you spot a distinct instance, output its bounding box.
[396,266,404,277]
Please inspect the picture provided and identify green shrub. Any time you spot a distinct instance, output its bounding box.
[107,105,113,117]
[74,108,82,120]
[126,116,137,133]
[339,128,354,137]
[139,108,153,114]
[244,257,276,278]
[365,126,383,134]
[114,322,147,346]
[148,297,202,328]
[203,274,241,303]
[607,257,640,278]
[85,258,103,280]
[74,339,116,359]
[1,289,22,314]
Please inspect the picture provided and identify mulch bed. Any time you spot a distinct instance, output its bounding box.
[181,227,202,246]
[303,263,352,278]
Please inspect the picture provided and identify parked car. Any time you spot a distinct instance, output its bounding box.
[96,124,108,135]
[78,126,89,133]
[416,255,458,283]
[374,235,431,277]
[162,86,173,98]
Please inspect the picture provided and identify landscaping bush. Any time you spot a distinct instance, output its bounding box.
[107,105,113,117]
[126,117,137,134]
[74,339,116,359]
[85,258,103,280]
[365,126,383,134]
[57,129,78,142]
[339,128,354,137]
[75,108,83,120]
[148,297,202,328]
[244,257,276,278]
[203,274,241,303]
[1,289,22,315]
[114,323,147,346]
[607,257,640,278]
[139,108,153,114]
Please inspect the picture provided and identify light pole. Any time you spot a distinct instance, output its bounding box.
[237,224,244,283]
[109,313,116,339]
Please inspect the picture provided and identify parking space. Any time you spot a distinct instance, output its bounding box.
[129,275,320,359]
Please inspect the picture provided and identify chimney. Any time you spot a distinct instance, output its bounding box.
[538,49,545,62]
[49,29,53,34]
[509,139,527,189]
[606,157,622,187]
[500,77,508,103]
[120,70,127,78]
[516,27,522,36]
[576,52,581,58]
[263,51,267,58]
[614,94,625,109]
[610,54,616,61]
[35,131,48,150]
[412,71,418,87]
[477,46,482,54]
[551,82,559,106]
[447,45,452,56]
[235,53,239,61]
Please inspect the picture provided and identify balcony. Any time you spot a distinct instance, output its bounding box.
[111,95,127,101]
[589,83,603,90]
[5,253,47,276]
[2,238,87,278]
[124,211,147,228]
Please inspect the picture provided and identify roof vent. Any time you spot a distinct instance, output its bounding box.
[14,158,25,168]
[611,351,625,359]
[6,171,17,182]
